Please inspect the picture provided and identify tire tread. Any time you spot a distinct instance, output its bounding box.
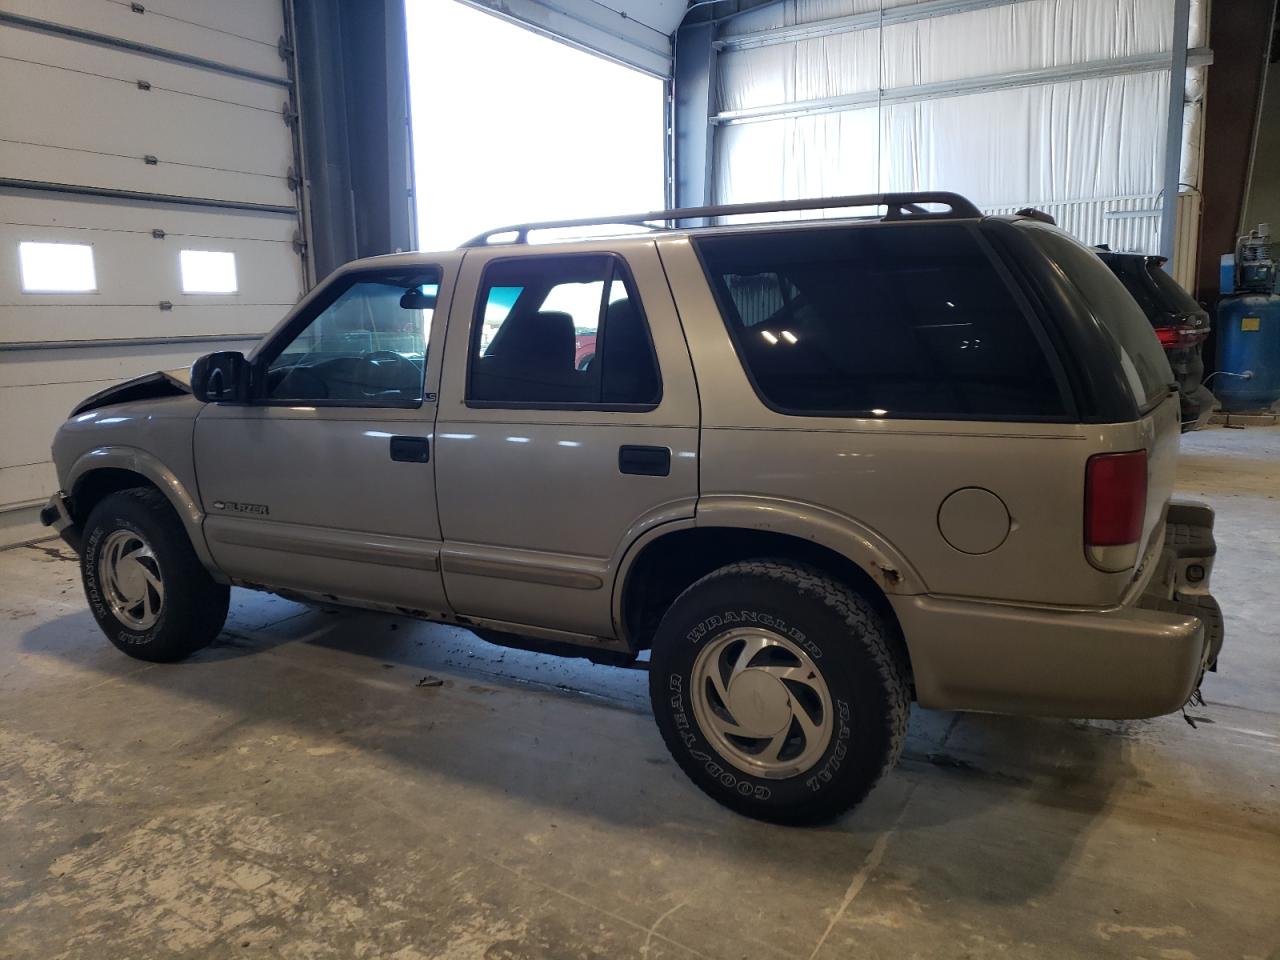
[82,486,228,662]
[654,559,909,824]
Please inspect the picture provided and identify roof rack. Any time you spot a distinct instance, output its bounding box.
[460,191,983,247]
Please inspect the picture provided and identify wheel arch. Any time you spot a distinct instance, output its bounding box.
[67,447,221,576]
[614,511,920,686]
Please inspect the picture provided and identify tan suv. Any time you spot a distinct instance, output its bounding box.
[42,193,1223,824]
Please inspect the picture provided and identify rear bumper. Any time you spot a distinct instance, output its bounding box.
[894,500,1221,719]
[39,491,82,554]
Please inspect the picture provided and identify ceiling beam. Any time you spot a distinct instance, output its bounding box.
[713,48,1215,125]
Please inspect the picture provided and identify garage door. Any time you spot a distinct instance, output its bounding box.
[0,1,306,547]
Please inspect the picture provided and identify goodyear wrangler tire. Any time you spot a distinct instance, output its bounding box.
[649,560,909,825]
[81,488,229,663]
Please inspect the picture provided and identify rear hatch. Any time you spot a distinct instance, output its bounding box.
[1008,221,1181,583]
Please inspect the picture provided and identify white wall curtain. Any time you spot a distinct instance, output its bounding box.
[712,0,1207,256]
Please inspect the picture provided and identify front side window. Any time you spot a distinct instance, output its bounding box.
[266,270,440,404]
[469,255,660,407]
[696,224,1069,421]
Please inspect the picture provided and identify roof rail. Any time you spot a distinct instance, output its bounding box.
[460,191,983,247]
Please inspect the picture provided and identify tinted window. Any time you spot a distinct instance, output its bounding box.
[1100,253,1208,328]
[696,224,1067,420]
[1019,223,1174,410]
[267,271,439,404]
[469,255,660,407]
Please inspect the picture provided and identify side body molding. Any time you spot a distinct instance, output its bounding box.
[67,445,223,580]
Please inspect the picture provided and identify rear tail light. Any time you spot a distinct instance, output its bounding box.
[1085,450,1147,572]
[1153,324,1209,347]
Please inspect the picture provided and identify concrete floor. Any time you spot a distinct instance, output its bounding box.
[1,427,1278,960]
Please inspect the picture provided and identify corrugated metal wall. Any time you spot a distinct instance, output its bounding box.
[709,0,1208,275]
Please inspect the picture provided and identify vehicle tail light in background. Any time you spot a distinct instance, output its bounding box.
[1084,450,1148,572]
[1153,324,1209,348]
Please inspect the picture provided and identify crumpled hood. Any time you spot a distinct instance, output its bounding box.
[70,368,192,417]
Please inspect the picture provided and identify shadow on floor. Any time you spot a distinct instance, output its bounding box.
[17,594,1138,905]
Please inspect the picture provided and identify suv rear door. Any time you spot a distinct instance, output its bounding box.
[433,241,699,639]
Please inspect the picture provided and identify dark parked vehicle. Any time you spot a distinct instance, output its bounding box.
[1096,249,1213,430]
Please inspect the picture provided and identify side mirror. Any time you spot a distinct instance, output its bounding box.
[191,351,250,403]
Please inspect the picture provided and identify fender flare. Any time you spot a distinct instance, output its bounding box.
[67,445,222,577]
[610,494,926,640]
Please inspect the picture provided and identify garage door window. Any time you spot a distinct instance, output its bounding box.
[18,241,97,293]
[696,224,1070,421]
[264,270,440,406]
[180,250,238,294]
[468,255,660,408]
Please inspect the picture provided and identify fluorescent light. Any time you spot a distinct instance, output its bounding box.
[19,242,97,292]
[180,250,237,294]
[780,330,798,344]
[761,330,779,344]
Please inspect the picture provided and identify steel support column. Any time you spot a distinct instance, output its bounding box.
[672,20,718,222]
[1160,0,1193,266]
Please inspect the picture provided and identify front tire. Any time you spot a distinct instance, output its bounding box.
[649,560,909,825]
[81,488,229,662]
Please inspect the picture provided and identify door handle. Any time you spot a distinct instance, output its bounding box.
[390,435,430,463]
[618,445,670,477]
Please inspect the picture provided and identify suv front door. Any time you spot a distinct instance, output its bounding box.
[192,258,458,616]
[434,243,699,639]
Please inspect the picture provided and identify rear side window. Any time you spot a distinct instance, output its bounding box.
[468,255,661,408]
[695,224,1068,420]
[1019,223,1174,411]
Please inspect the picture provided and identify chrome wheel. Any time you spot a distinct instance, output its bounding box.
[99,528,164,630]
[690,627,834,779]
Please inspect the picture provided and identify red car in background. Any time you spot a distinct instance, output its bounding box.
[574,333,596,370]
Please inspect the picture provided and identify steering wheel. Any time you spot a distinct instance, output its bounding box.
[357,350,421,398]
[364,349,418,366]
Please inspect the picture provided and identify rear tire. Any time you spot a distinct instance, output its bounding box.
[648,560,909,825]
[81,487,229,662]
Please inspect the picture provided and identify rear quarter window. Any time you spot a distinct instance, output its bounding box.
[695,223,1070,421]
[1018,222,1174,411]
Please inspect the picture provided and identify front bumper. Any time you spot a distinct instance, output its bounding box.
[39,491,82,554]
[894,501,1221,720]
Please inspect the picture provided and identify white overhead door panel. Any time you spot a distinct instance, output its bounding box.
[3,0,288,80]
[0,193,302,340]
[458,0,679,77]
[0,28,284,112]
[0,1,304,547]
[0,56,293,206]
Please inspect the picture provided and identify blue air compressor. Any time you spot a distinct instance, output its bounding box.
[1216,224,1280,411]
